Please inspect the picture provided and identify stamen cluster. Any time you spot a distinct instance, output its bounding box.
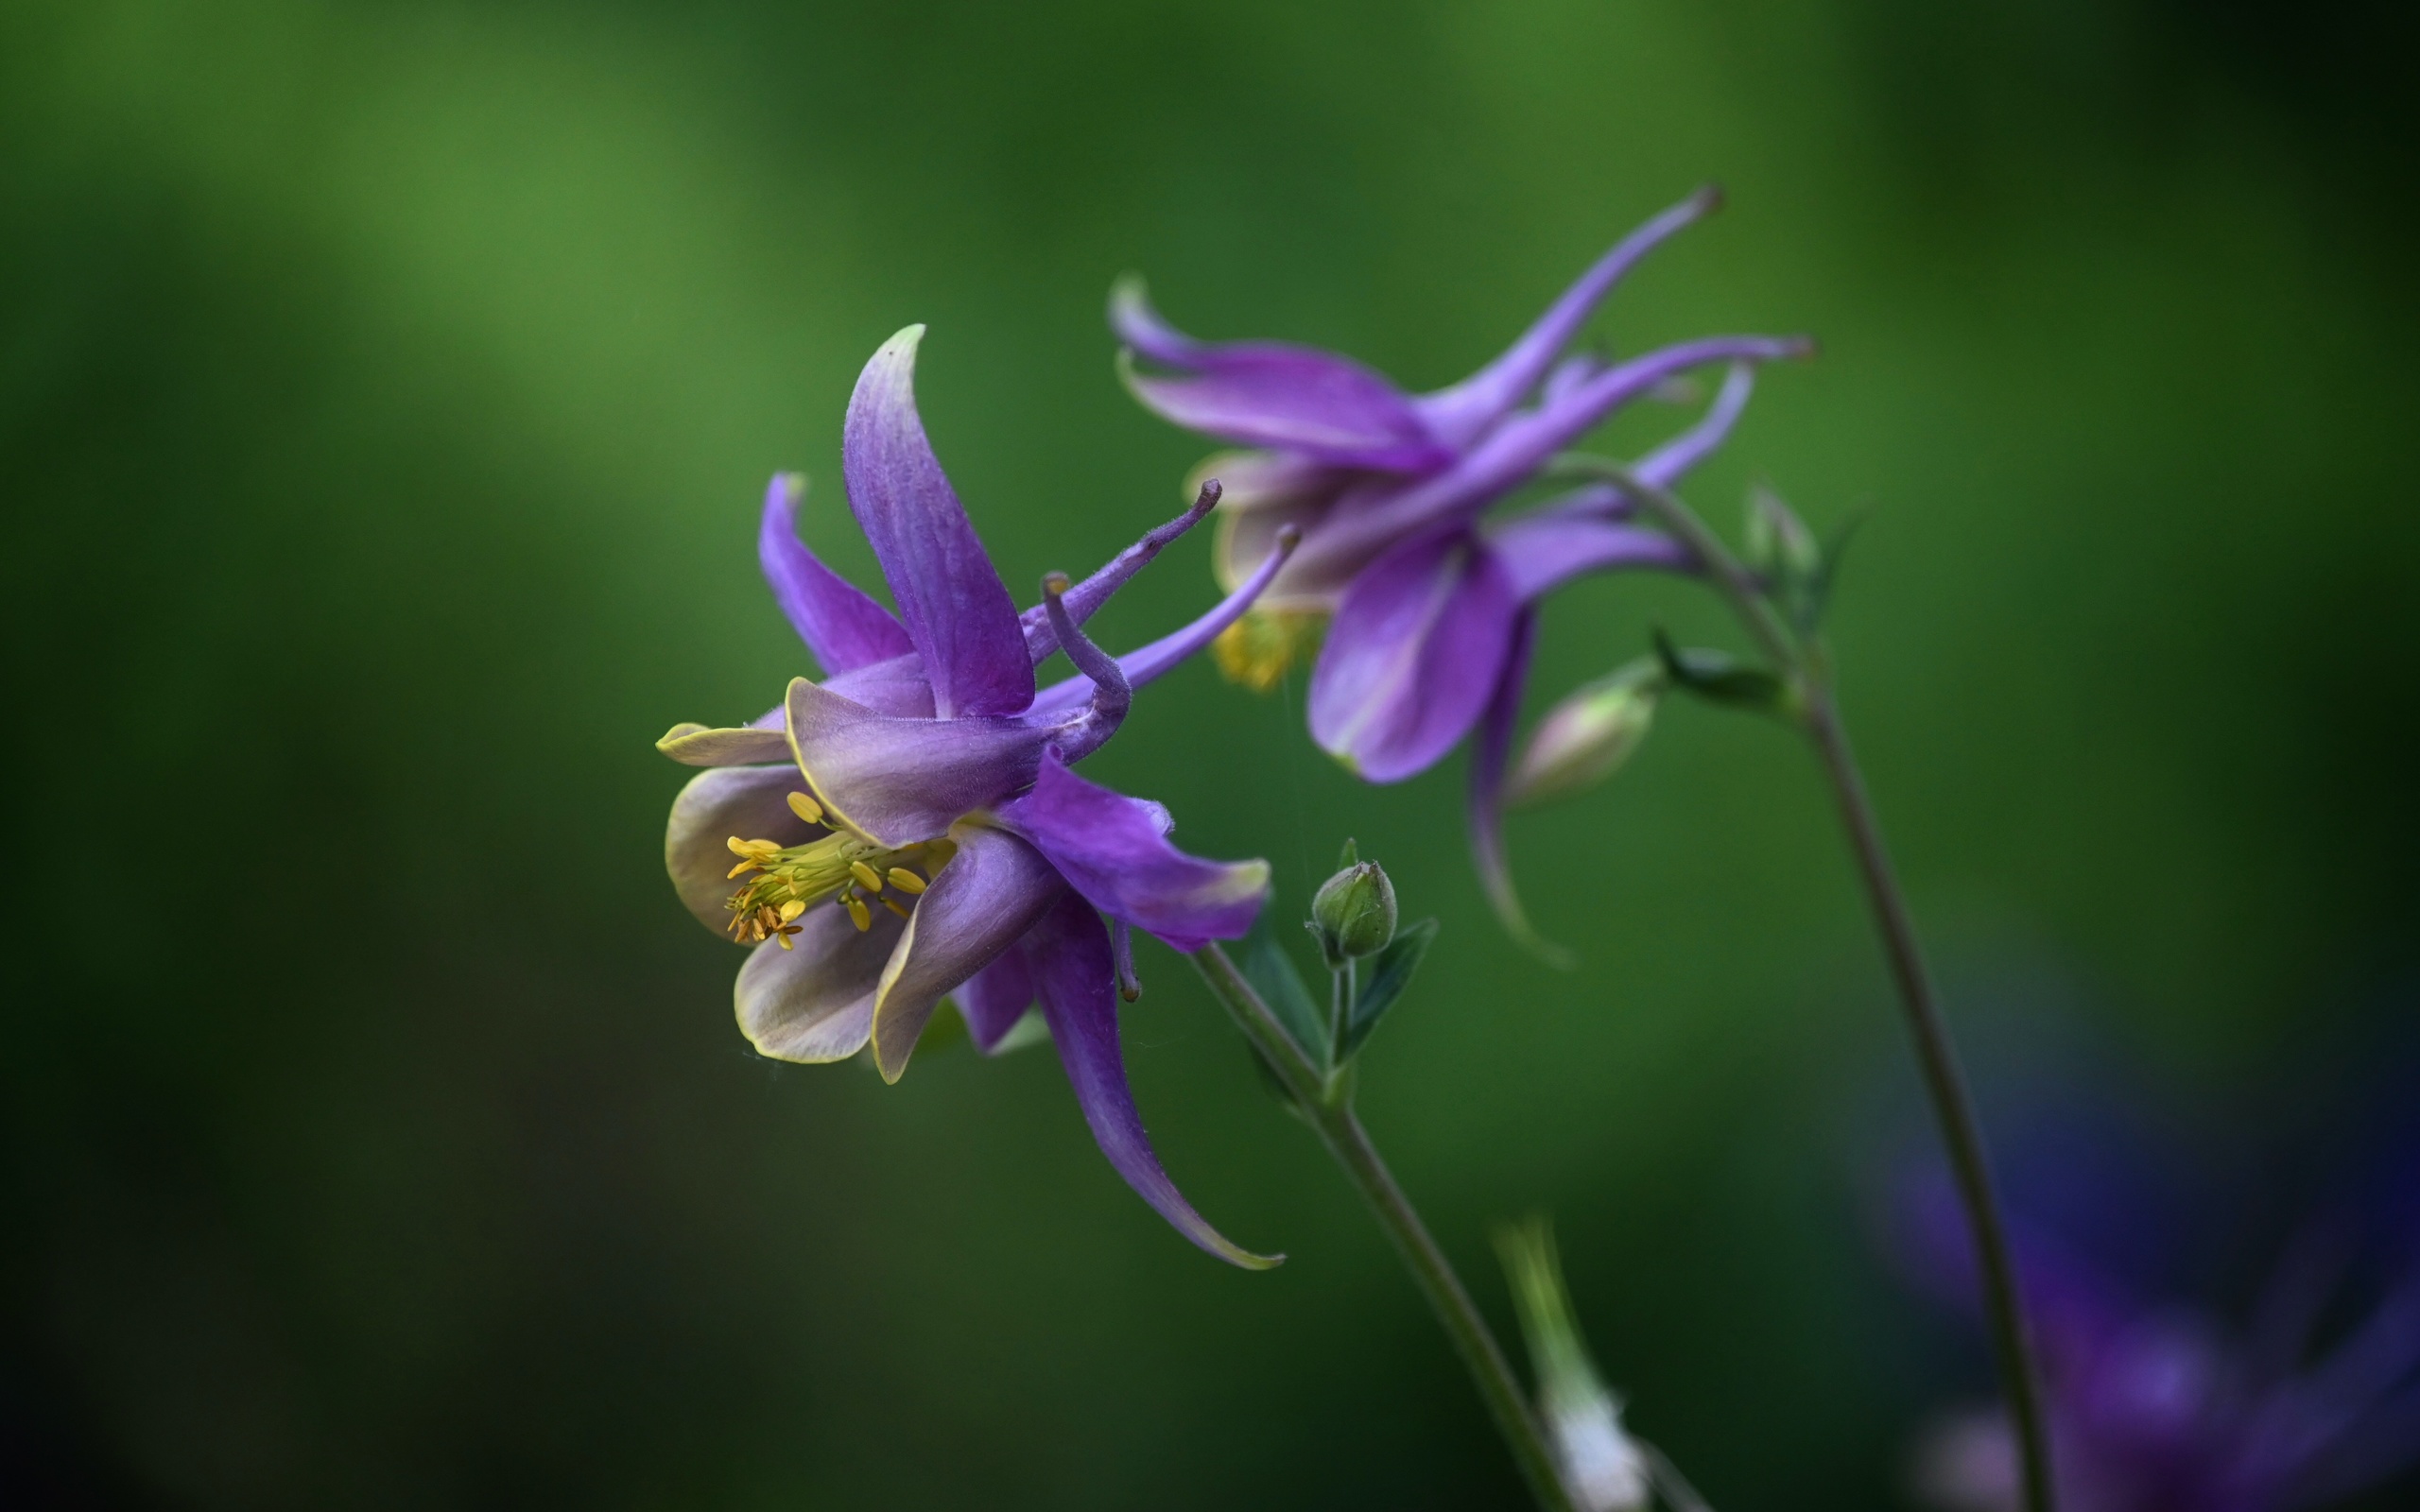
[722,789,943,946]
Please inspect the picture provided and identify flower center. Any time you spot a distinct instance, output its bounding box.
[723,789,953,947]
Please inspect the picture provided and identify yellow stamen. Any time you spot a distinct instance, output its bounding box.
[849,860,885,894]
[843,895,872,932]
[726,858,760,879]
[777,899,805,922]
[786,790,825,826]
[886,868,927,894]
[1211,608,1329,694]
[881,896,911,919]
[727,835,782,858]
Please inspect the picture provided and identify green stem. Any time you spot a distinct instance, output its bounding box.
[1191,945,1578,1512]
[1561,455,2056,1512]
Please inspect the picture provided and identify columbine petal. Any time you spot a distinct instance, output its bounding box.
[758,472,914,675]
[954,952,1037,1052]
[1634,361,1755,489]
[1414,187,1721,446]
[843,326,1034,719]
[1019,482,1219,666]
[1107,275,1209,367]
[1466,610,1572,965]
[664,764,820,935]
[1488,515,1693,604]
[1122,348,1450,472]
[735,900,906,1062]
[784,678,1052,849]
[1308,531,1518,782]
[1025,517,1300,719]
[999,751,1269,953]
[869,819,1065,1081]
[1021,887,1279,1269]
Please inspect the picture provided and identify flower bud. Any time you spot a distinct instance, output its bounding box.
[1743,483,1820,579]
[1311,860,1397,962]
[1506,662,1663,809]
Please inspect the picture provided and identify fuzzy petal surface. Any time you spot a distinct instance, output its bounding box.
[1000,751,1269,953]
[784,678,1051,849]
[869,820,1065,1081]
[1022,888,1279,1269]
[735,900,906,1063]
[1308,531,1517,782]
[664,764,821,935]
[843,327,1033,718]
[757,473,914,675]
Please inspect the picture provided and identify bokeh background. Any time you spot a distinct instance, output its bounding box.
[7,1,2417,1506]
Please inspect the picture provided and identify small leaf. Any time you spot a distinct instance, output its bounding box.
[1652,629,1789,714]
[1335,835,1359,869]
[1340,918,1438,1062]
[1243,915,1329,1067]
[1803,509,1868,632]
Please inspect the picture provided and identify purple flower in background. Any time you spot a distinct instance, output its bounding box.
[1115,190,1809,943]
[660,326,1287,1267]
[1893,1088,2420,1512]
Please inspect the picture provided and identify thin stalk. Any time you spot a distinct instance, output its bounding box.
[1559,455,2056,1512]
[1192,944,1578,1512]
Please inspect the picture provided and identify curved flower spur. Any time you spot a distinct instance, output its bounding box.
[1114,190,1810,945]
[659,326,1292,1267]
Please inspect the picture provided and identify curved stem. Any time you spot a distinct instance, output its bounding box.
[1555,455,2056,1512]
[1192,945,1578,1512]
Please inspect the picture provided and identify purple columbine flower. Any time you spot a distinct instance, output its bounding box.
[1893,1099,2420,1512]
[1115,190,1809,943]
[659,326,1292,1267]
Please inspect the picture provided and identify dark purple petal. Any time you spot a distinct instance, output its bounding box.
[1415,187,1722,446]
[1025,517,1301,719]
[1465,610,1570,962]
[663,764,821,935]
[813,655,939,719]
[1307,531,1518,782]
[1488,515,1694,604]
[954,951,1037,1052]
[784,678,1053,849]
[1285,334,1809,589]
[869,820,1066,1081]
[757,472,914,675]
[843,327,1034,718]
[1019,483,1219,666]
[999,750,1270,954]
[735,899,906,1062]
[1116,315,1450,471]
[1021,887,1279,1269]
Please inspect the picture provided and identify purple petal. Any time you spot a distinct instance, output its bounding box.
[1019,484,1218,666]
[843,327,1034,718]
[999,750,1270,954]
[1307,531,1518,782]
[1107,276,1209,368]
[869,820,1066,1081]
[1488,514,1694,604]
[1285,333,1809,589]
[813,655,939,719]
[1021,887,1280,1269]
[784,678,1055,849]
[1025,515,1301,719]
[954,951,1037,1052]
[735,899,906,1062]
[663,764,821,935]
[1465,610,1570,962]
[1416,187,1722,446]
[1634,361,1755,489]
[757,473,914,675]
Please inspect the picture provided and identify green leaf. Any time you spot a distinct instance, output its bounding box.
[1243,915,1329,1067]
[1803,509,1867,632]
[1335,835,1359,869]
[1651,629,1789,714]
[1339,917,1437,1062]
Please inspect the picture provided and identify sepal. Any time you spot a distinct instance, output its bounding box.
[1337,918,1437,1064]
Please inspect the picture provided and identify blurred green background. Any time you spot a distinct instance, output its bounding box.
[7,1,2416,1506]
